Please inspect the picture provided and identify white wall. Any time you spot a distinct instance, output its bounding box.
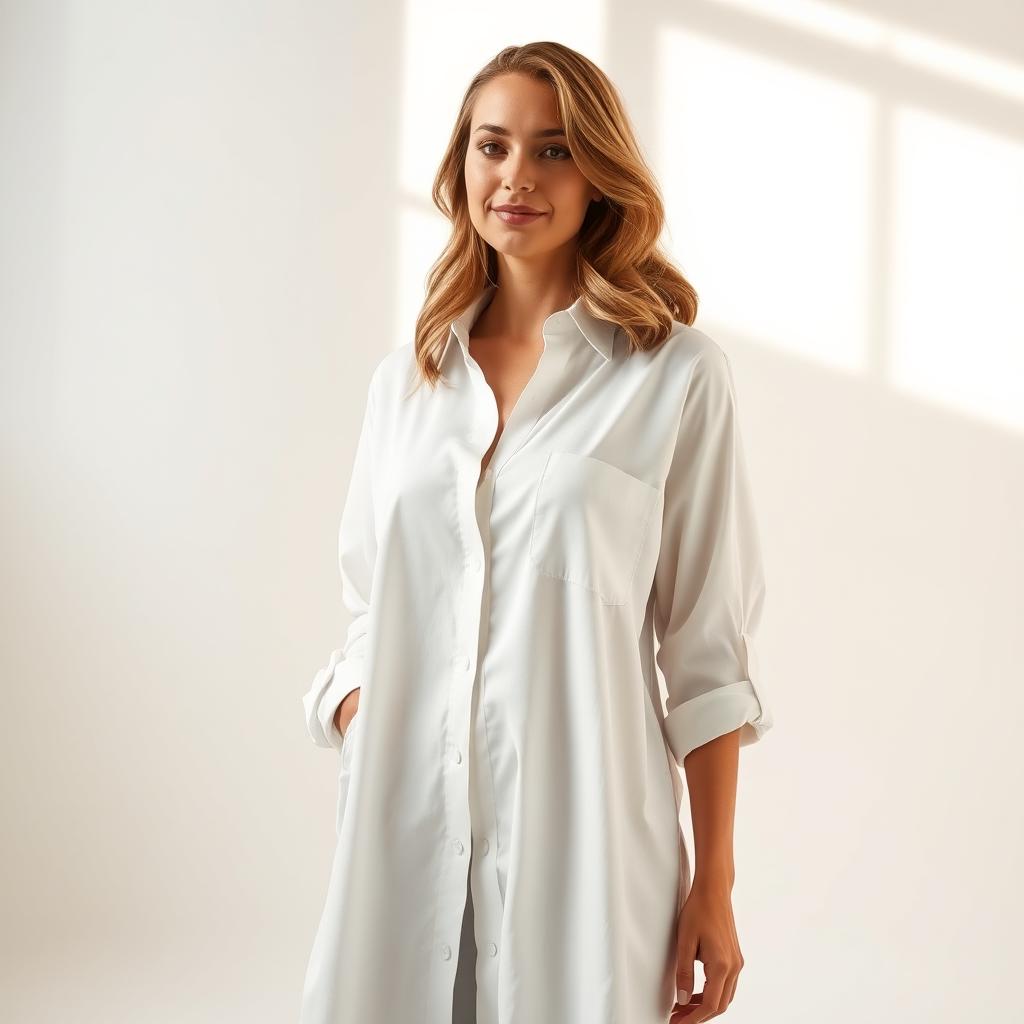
[2,1,1022,1021]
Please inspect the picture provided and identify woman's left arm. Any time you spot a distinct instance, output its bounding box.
[650,339,774,1021]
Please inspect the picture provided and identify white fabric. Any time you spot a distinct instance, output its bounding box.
[299,284,774,1024]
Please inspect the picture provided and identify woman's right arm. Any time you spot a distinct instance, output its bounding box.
[302,367,379,750]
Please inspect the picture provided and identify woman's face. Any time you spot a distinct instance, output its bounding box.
[464,73,602,261]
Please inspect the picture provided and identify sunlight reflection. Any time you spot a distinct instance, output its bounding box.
[657,11,1024,431]
[657,28,874,373]
[889,107,1024,432]
[707,0,1024,102]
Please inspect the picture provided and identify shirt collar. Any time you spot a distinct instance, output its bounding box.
[438,284,618,369]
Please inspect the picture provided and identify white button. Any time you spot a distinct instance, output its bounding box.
[452,838,464,855]
[452,748,463,765]
[479,837,490,855]
[487,942,498,957]
[462,656,471,670]
[469,556,482,572]
[453,653,470,669]
[441,944,452,960]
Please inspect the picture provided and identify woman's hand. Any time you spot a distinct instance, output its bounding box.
[333,687,361,737]
[670,876,744,1021]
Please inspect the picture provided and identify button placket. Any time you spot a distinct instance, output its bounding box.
[468,454,506,1023]
[437,450,495,1000]
[436,364,508,1020]
[463,586,504,1024]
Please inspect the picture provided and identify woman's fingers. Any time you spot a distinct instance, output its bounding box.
[670,990,704,1021]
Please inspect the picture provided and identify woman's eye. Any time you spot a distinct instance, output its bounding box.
[478,142,571,160]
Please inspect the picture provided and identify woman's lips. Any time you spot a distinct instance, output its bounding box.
[493,209,548,225]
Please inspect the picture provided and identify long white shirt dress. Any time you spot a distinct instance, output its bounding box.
[299,283,774,1024]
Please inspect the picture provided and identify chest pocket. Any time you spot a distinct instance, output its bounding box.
[529,451,661,607]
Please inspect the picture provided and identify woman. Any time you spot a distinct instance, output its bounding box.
[300,41,773,1024]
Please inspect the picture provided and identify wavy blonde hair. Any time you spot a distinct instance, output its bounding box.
[414,41,698,390]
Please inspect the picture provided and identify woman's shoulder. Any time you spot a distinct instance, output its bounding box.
[639,319,735,386]
[365,342,417,398]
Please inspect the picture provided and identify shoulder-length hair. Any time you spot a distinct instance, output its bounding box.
[413,40,698,390]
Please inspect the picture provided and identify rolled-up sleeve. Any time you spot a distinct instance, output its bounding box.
[302,370,379,750]
[653,341,773,768]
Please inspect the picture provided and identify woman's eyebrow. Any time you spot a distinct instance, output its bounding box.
[472,123,567,138]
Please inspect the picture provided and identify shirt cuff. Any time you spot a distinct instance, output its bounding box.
[662,634,773,766]
[302,652,363,750]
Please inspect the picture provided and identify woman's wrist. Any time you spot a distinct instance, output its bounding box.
[691,863,735,893]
